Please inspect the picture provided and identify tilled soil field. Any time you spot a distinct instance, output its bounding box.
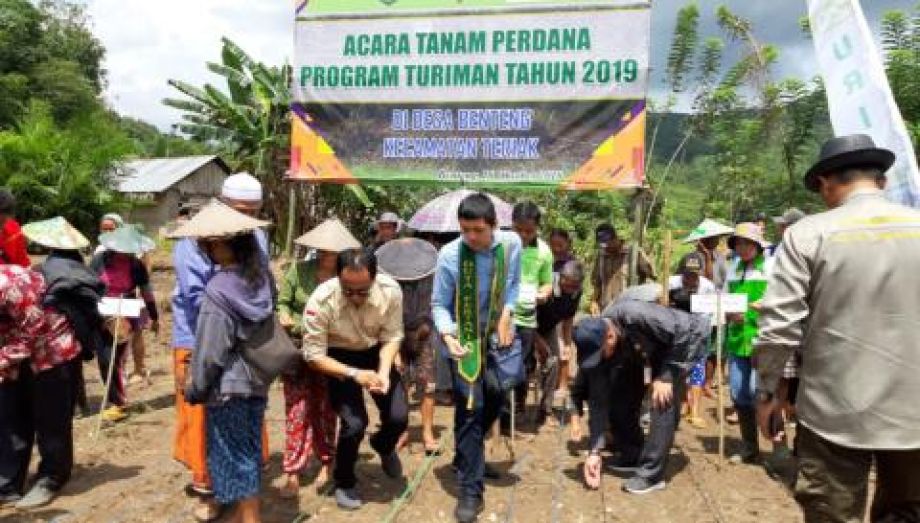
[0,266,803,523]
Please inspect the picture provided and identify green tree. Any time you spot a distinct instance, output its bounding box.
[0,0,45,126]
[881,6,920,146]
[30,58,98,122]
[115,116,214,158]
[37,0,107,92]
[0,0,107,127]
[0,102,133,233]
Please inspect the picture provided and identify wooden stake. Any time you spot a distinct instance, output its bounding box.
[284,183,297,258]
[659,230,673,306]
[716,293,726,465]
[94,298,124,441]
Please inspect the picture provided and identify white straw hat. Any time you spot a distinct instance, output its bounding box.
[294,219,361,252]
[168,199,269,239]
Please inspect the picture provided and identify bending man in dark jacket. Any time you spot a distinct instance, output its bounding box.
[37,249,106,418]
[570,300,709,495]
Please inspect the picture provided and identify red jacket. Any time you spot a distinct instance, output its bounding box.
[1,218,31,267]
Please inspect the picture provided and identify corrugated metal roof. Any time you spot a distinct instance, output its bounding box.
[115,155,229,193]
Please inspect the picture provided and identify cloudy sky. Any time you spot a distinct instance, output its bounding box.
[83,0,908,131]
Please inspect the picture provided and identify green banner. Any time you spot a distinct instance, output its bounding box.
[300,0,642,15]
[291,1,650,190]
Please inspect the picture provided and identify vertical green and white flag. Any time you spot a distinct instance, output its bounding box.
[808,0,920,207]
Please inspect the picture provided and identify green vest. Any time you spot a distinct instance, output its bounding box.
[725,255,771,358]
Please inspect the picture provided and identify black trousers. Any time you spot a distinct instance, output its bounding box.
[327,347,408,490]
[609,358,683,483]
[450,362,504,500]
[96,341,128,407]
[0,360,76,495]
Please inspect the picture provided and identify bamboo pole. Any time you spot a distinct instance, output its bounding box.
[659,230,672,306]
[628,190,646,286]
[716,293,726,465]
[94,298,124,441]
[285,183,297,258]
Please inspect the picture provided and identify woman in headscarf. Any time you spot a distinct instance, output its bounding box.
[95,214,156,384]
[275,219,359,497]
[179,201,273,523]
[90,225,159,422]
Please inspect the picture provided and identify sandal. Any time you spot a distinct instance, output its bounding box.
[185,484,213,498]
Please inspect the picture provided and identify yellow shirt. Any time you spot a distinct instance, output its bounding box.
[302,274,404,361]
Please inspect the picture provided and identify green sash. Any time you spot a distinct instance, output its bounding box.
[456,241,506,409]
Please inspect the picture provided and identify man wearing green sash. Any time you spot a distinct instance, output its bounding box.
[432,193,522,523]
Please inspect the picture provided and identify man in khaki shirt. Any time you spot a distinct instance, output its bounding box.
[755,135,920,523]
[589,223,655,315]
[303,249,408,511]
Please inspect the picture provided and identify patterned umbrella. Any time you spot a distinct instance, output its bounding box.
[408,189,512,233]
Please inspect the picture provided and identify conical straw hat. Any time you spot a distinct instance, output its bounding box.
[294,219,360,252]
[168,199,269,239]
[22,216,90,250]
[682,219,734,244]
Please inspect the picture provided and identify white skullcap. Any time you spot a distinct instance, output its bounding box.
[221,172,263,202]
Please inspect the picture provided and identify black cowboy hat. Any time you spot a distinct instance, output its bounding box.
[804,134,895,192]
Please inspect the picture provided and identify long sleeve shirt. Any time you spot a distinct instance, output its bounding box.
[171,230,269,349]
[276,260,319,338]
[569,359,620,453]
[171,238,216,349]
[90,252,159,322]
[431,230,522,337]
[603,299,710,383]
[185,270,272,405]
[301,274,404,361]
[591,245,656,310]
[0,266,80,381]
[572,301,709,453]
[756,189,920,450]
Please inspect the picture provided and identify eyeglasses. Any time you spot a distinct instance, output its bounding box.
[342,287,372,298]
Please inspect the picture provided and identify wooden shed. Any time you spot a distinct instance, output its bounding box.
[116,156,230,235]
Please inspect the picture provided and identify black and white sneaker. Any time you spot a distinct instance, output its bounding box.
[622,476,666,495]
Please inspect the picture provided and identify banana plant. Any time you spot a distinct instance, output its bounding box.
[164,37,371,252]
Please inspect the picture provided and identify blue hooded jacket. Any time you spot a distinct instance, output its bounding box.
[185,267,274,405]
